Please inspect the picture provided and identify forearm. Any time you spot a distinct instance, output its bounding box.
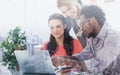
[62,56,79,61]
[72,51,94,62]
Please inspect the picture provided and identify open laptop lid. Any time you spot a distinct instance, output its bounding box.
[14,50,55,74]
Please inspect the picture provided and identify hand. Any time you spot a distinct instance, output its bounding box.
[64,56,88,72]
[52,56,89,73]
[78,61,88,72]
[52,56,80,68]
[52,56,66,67]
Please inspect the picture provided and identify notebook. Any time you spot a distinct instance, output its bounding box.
[14,50,56,75]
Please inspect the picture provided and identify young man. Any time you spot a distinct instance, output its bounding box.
[52,5,120,75]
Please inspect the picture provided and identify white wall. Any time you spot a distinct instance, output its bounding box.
[0,0,60,42]
[0,0,26,35]
[25,0,60,42]
[0,0,120,42]
[96,0,120,31]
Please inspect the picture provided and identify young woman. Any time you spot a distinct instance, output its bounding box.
[41,13,83,57]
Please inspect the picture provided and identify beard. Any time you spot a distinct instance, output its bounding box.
[87,32,96,38]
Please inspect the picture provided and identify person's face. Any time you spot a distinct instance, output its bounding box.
[80,15,95,38]
[59,5,77,19]
[49,19,66,39]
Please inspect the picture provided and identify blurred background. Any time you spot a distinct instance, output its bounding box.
[0,0,120,43]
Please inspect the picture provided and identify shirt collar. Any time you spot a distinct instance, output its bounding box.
[96,21,111,40]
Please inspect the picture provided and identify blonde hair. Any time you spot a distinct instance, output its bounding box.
[57,0,82,19]
[57,0,78,9]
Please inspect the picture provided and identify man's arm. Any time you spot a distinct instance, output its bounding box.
[84,33,120,73]
[73,39,95,61]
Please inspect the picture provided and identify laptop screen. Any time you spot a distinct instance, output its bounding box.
[14,50,55,74]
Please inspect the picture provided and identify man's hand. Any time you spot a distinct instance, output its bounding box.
[52,56,88,72]
[52,56,66,67]
[78,61,88,72]
[52,56,78,67]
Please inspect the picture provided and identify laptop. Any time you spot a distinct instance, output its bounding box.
[14,50,56,75]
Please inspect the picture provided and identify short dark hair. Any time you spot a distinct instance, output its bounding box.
[48,13,66,24]
[80,5,106,26]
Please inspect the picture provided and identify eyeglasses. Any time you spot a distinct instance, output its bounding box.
[80,18,90,26]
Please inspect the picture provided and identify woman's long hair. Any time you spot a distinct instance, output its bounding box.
[47,13,74,56]
[47,29,73,56]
